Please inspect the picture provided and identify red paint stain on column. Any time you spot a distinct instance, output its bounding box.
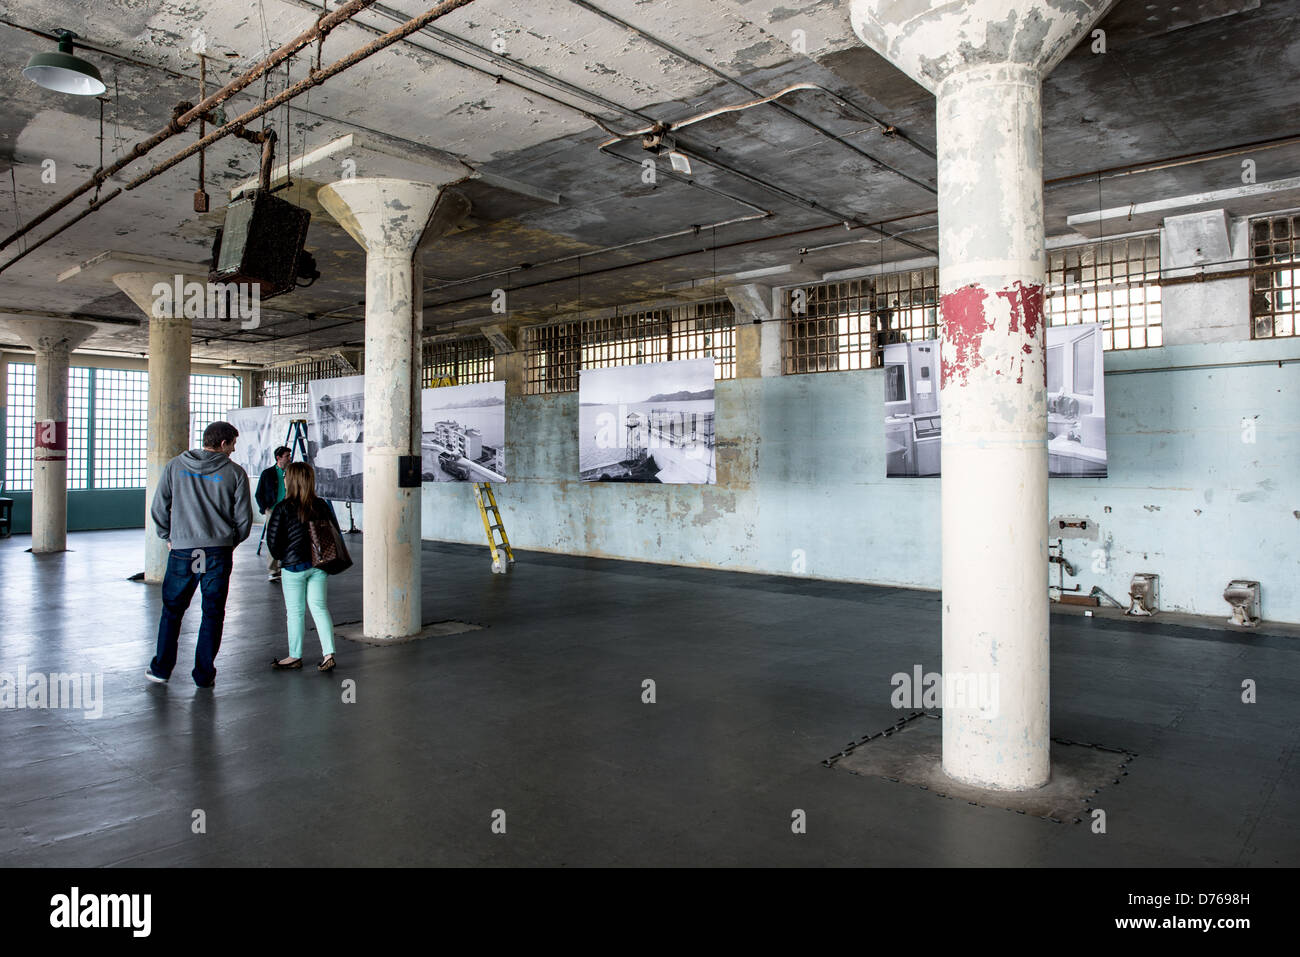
[940,284,990,387]
[996,281,1045,384]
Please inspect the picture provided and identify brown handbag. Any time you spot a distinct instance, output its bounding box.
[307,503,353,575]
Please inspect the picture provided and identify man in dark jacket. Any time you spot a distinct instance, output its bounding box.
[255,446,292,581]
[146,421,253,688]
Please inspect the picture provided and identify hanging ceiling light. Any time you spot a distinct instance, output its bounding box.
[23,29,106,96]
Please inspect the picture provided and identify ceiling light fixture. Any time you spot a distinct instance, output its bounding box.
[23,29,107,96]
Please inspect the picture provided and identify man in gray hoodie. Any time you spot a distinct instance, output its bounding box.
[146,421,253,688]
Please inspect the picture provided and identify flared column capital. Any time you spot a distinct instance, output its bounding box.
[850,0,1117,91]
[317,177,470,257]
[0,317,98,355]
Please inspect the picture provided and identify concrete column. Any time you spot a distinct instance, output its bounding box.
[318,178,470,640]
[112,272,194,583]
[724,284,772,379]
[852,0,1113,790]
[0,319,97,552]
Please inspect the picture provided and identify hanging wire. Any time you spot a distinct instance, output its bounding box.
[9,168,25,253]
[197,53,206,201]
[93,97,105,204]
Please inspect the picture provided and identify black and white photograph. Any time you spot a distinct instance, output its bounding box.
[224,405,275,489]
[306,373,365,502]
[420,380,506,483]
[884,340,943,478]
[1046,322,1108,478]
[578,358,716,484]
[885,324,1109,478]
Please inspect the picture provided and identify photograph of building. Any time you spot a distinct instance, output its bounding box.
[420,380,505,483]
[306,373,365,502]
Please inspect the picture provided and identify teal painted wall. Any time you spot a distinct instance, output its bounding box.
[421,337,1300,623]
[2,489,146,535]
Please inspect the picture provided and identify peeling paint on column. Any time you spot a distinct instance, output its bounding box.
[940,283,990,388]
[318,178,470,640]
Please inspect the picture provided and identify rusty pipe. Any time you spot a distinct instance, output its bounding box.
[0,0,478,276]
[259,129,278,192]
[123,0,478,191]
[0,0,381,253]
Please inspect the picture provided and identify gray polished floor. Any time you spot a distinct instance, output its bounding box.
[1,529,1296,866]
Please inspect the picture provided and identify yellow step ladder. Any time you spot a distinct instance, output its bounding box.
[473,482,515,574]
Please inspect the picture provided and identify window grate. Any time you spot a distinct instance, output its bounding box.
[4,363,36,491]
[189,374,243,448]
[93,368,149,489]
[524,321,581,395]
[421,336,495,386]
[67,368,91,490]
[1249,214,1298,339]
[523,300,736,395]
[1046,235,1162,349]
[782,273,934,375]
[256,356,354,414]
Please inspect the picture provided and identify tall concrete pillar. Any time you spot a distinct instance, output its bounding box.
[724,284,780,379]
[112,272,194,583]
[0,319,98,552]
[851,0,1114,789]
[318,178,470,640]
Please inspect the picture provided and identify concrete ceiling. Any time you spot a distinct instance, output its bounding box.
[0,0,1297,364]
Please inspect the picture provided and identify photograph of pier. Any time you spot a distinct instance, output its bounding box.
[420,380,506,483]
[579,358,716,484]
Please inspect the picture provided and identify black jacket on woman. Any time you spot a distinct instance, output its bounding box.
[266,497,340,569]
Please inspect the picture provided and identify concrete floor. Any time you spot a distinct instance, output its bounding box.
[1,529,1297,867]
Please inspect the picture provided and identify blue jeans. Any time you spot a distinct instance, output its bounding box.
[151,546,234,686]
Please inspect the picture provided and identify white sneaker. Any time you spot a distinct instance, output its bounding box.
[145,669,168,684]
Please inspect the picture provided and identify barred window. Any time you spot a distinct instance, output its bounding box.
[421,336,495,386]
[1046,235,1162,349]
[1250,214,1298,339]
[524,321,580,395]
[189,373,243,448]
[67,368,91,490]
[257,355,355,414]
[4,363,93,492]
[524,300,736,395]
[782,273,935,375]
[4,362,36,491]
[93,368,149,489]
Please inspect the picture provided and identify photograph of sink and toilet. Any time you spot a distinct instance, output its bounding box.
[884,323,1108,478]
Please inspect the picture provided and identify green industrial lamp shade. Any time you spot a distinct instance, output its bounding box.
[23,30,106,96]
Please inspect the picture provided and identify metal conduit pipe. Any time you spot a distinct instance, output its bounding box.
[0,0,382,254]
[567,0,937,177]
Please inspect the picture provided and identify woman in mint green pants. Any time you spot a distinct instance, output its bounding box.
[265,463,339,672]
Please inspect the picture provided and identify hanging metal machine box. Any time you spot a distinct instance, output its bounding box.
[210,189,311,300]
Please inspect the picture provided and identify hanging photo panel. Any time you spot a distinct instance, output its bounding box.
[224,405,274,483]
[307,374,366,502]
[420,380,507,483]
[884,323,1108,478]
[578,358,717,484]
